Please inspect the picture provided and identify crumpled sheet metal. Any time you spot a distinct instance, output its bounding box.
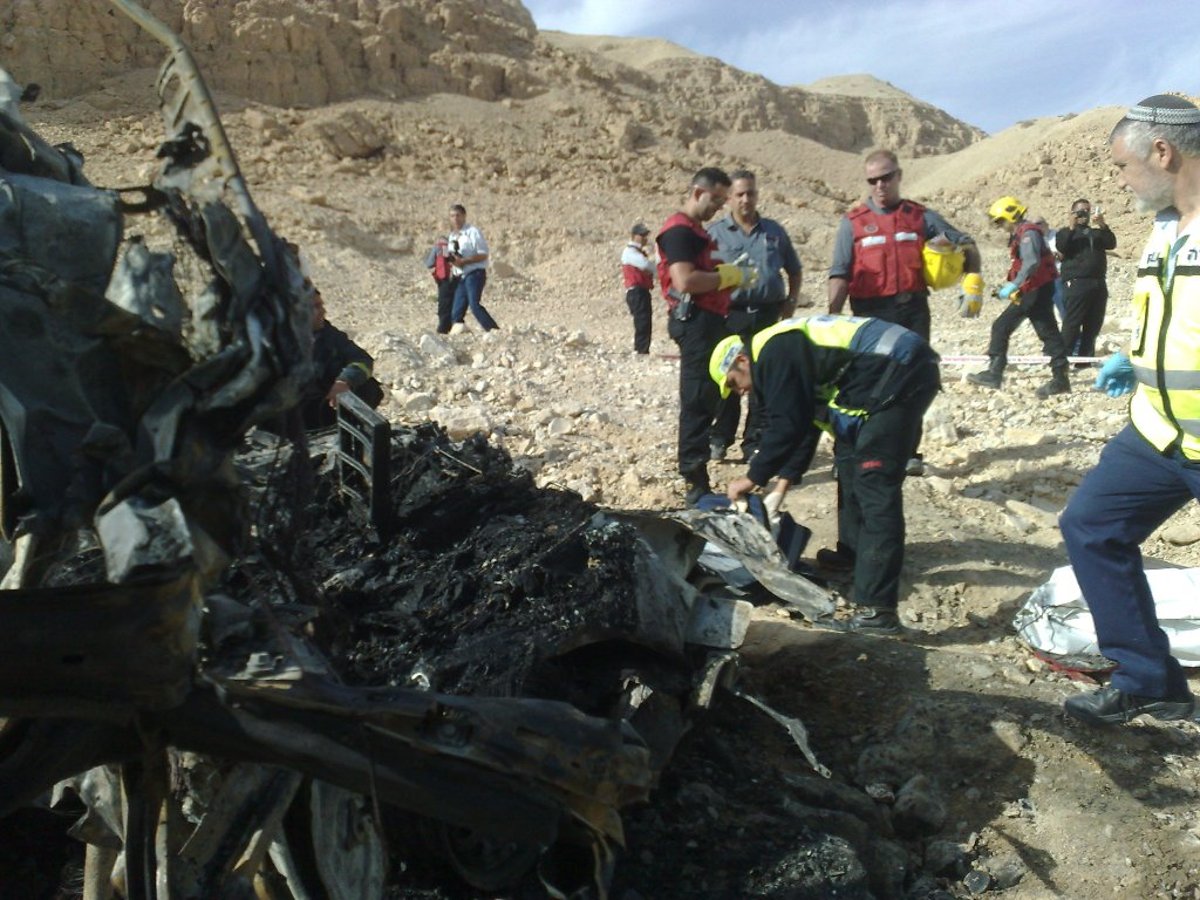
[664,508,835,621]
[1014,564,1200,664]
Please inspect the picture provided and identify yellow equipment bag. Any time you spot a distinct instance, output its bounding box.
[922,242,965,291]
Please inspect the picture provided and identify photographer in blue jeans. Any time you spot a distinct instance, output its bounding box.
[447,203,499,332]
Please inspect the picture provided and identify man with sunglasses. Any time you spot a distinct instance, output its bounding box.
[828,149,981,477]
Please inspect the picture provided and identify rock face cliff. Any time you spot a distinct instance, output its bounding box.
[3,0,540,105]
[4,0,981,157]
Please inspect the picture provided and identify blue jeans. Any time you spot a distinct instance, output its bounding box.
[1059,424,1200,698]
[451,269,498,331]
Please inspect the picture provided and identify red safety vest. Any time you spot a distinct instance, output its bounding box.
[1007,222,1058,293]
[847,201,927,299]
[431,240,452,282]
[656,212,731,316]
[622,243,653,289]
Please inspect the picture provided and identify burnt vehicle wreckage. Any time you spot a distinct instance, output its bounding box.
[0,2,839,897]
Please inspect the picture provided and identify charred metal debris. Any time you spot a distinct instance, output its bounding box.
[0,2,834,897]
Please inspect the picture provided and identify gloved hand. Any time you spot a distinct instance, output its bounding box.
[1094,352,1135,397]
[997,281,1020,301]
[716,255,760,292]
[763,490,784,526]
[716,263,746,291]
[958,273,984,318]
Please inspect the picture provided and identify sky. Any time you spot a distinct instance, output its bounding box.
[521,0,1199,134]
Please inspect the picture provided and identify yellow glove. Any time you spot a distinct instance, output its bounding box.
[959,272,984,318]
[716,263,744,291]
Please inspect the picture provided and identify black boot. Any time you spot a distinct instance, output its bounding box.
[1036,365,1071,399]
[967,356,1005,389]
[682,464,711,508]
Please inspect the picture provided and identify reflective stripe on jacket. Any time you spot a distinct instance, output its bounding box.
[751,315,933,422]
[1129,215,1200,460]
[847,201,927,299]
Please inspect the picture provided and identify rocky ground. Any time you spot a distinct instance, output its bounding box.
[6,9,1200,894]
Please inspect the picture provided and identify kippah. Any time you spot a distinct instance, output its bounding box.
[1126,94,1200,125]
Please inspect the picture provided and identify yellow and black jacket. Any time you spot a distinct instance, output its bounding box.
[746,315,938,485]
[1129,210,1200,460]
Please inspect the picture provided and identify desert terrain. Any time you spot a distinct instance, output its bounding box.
[6,0,1200,897]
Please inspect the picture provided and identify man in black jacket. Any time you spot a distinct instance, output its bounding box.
[714,317,940,633]
[1057,198,1117,361]
[301,288,383,429]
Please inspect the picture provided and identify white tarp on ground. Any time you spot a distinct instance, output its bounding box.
[1014,565,1200,665]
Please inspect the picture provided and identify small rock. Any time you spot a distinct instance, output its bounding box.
[892,774,946,837]
[546,417,573,436]
[418,333,457,366]
[963,869,992,894]
[924,839,967,877]
[1161,523,1200,546]
[927,475,955,495]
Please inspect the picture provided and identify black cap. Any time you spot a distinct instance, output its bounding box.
[630,222,650,236]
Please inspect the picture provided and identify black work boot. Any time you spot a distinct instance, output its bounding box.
[1036,366,1071,399]
[1064,685,1194,726]
[682,464,710,508]
[966,356,1005,389]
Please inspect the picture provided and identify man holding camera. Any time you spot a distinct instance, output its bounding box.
[447,203,498,332]
[1057,199,1116,362]
[656,167,757,506]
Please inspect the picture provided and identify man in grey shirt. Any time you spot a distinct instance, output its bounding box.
[828,149,980,475]
[707,169,803,461]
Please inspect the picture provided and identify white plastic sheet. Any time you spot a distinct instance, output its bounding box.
[1014,565,1200,665]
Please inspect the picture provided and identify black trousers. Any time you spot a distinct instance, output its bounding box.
[1060,277,1108,358]
[668,307,727,478]
[436,276,460,334]
[849,293,931,342]
[711,304,784,452]
[625,286,652,353]
[849,292,931,458]
[835,366,940,610]
[986,281,1067,369]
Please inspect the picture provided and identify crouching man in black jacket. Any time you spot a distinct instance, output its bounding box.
[712,315,940,633]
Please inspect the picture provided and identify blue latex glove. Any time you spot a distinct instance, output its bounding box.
[997,282,1019,300]
[1094,352,1135,397]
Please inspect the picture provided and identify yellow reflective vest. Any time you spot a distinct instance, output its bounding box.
[750,314,924,421]
[1129,212,1200,460]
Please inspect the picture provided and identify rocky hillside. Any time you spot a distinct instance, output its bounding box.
[7,0,981,157]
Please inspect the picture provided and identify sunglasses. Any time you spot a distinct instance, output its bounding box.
[867,170,899,186]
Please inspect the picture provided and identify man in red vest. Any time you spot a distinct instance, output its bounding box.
[656,167,757,506]
[620,222,655,354]
[828,149,981,477]
[424,236,459,335]
[967,196,1070,398]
